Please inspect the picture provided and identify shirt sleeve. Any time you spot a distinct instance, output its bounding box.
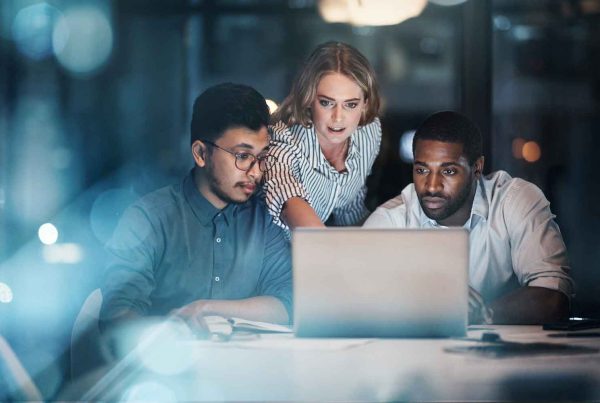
[264,123,311,229]
[504,179,574,298]
[363,191,411,228]
[100,204,162,324]
[256,219,293,322]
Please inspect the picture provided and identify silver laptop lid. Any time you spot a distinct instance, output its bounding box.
[292,228,468,338]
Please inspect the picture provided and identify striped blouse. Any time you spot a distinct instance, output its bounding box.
[263,118,382,232]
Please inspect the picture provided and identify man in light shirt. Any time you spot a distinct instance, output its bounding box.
[364,111,573,324]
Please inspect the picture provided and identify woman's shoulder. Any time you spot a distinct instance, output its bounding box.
[359,117,382,136]
[270,121,312,147]
[351,118,381,144]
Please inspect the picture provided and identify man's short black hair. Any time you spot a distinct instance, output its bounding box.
[190,83,270,144]
[412,111,483,165]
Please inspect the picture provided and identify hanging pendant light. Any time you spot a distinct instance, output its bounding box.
[318,0,428,27]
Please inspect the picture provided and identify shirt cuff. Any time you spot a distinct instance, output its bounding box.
[527,276,574,299]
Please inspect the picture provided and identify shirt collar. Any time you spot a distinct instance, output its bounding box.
[417,178,488,229]
[183,170,238,226]
[305,124,362,168]
[469,177,488,224]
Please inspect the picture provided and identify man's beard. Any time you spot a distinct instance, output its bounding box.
[419,179,473,223]
[206,160,254,205]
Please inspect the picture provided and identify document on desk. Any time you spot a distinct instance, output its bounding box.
[199,316,373,350]
[204,315,292,335]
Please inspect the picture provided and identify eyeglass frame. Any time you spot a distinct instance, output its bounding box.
[200,139,276,173]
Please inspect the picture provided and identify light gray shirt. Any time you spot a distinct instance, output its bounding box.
[364,170,573,302]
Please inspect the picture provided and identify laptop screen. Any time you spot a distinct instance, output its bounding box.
[292,228,468,338]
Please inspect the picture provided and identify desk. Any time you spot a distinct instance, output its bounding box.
[76,325,600,401]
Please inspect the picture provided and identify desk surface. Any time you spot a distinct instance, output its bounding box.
[78,325,600,401]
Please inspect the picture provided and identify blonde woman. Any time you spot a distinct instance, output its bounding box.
[264,41,382,232]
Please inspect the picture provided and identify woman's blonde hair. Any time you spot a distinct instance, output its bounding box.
[272,41,380,127]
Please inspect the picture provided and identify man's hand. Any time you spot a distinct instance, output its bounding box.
[169,296,289,337]
[488,287,569,324]
[469,286,493,325]
[171,300,214,338]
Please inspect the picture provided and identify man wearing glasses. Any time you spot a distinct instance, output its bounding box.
[100,83,291,334]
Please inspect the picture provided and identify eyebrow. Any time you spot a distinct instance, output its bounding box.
[232,143,255,150]
[414,160,461,167]
[232,142,270,153]
[317,94,362,102]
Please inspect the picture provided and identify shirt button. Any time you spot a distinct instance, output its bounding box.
[215,276,220,282]
[216,237,221,243]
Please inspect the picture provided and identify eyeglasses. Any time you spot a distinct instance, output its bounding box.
[202,140,275,173]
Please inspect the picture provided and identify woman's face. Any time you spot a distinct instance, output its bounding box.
[311,72,366,148]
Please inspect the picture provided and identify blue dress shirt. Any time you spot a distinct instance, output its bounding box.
[100,171,292,323]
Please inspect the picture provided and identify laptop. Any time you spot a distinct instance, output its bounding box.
[292,228,468,338]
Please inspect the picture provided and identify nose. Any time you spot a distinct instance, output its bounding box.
[332,104,343,123]
[246,158,262,180]
[425,172,443,194]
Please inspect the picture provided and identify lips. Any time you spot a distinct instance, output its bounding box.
[328,126,345,134]
[421,196,447,210]
[239,183,256,195]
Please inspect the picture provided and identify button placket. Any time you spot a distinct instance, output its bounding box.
[213,213,227,293]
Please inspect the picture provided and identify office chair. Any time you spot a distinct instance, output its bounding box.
[70,288,109,380]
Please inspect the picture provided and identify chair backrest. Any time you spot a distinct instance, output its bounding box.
[70,288,107,380]
[0,334,43,401]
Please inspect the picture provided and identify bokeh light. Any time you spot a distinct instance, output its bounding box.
[512,137,526,159]
[522,141,541,163]
[122,381,177,403]
[43,243,84,264]
[0,282,14,304]
[428,0,468,6]
[11,3,63,60]
[399,130,416,163]
[494,15,512,31]
[38,223,59,245]
[266,99,279,114]
[138,321,197,375]
[52,6,113,76]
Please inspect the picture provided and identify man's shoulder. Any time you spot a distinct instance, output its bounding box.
[378,184,417,211]
[484,170,546,205]
[130,181,184,218]
[364,184,418,228]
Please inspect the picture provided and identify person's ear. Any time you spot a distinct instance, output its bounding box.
[192,140,207,168]
[473,156,485,178]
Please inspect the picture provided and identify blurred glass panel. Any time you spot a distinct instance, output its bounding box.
[492,0,600,316]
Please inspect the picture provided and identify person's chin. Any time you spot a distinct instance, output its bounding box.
[422,206,448,222]
[235,190,254,203]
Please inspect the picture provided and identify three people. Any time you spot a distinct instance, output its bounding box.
[364,111,573,324]
[264,41,382,231]
[101,43,573,332]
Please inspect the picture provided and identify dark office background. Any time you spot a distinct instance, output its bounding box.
[1,0,599,398]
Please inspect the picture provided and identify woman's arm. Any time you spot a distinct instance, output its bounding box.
[281,197,325,229]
